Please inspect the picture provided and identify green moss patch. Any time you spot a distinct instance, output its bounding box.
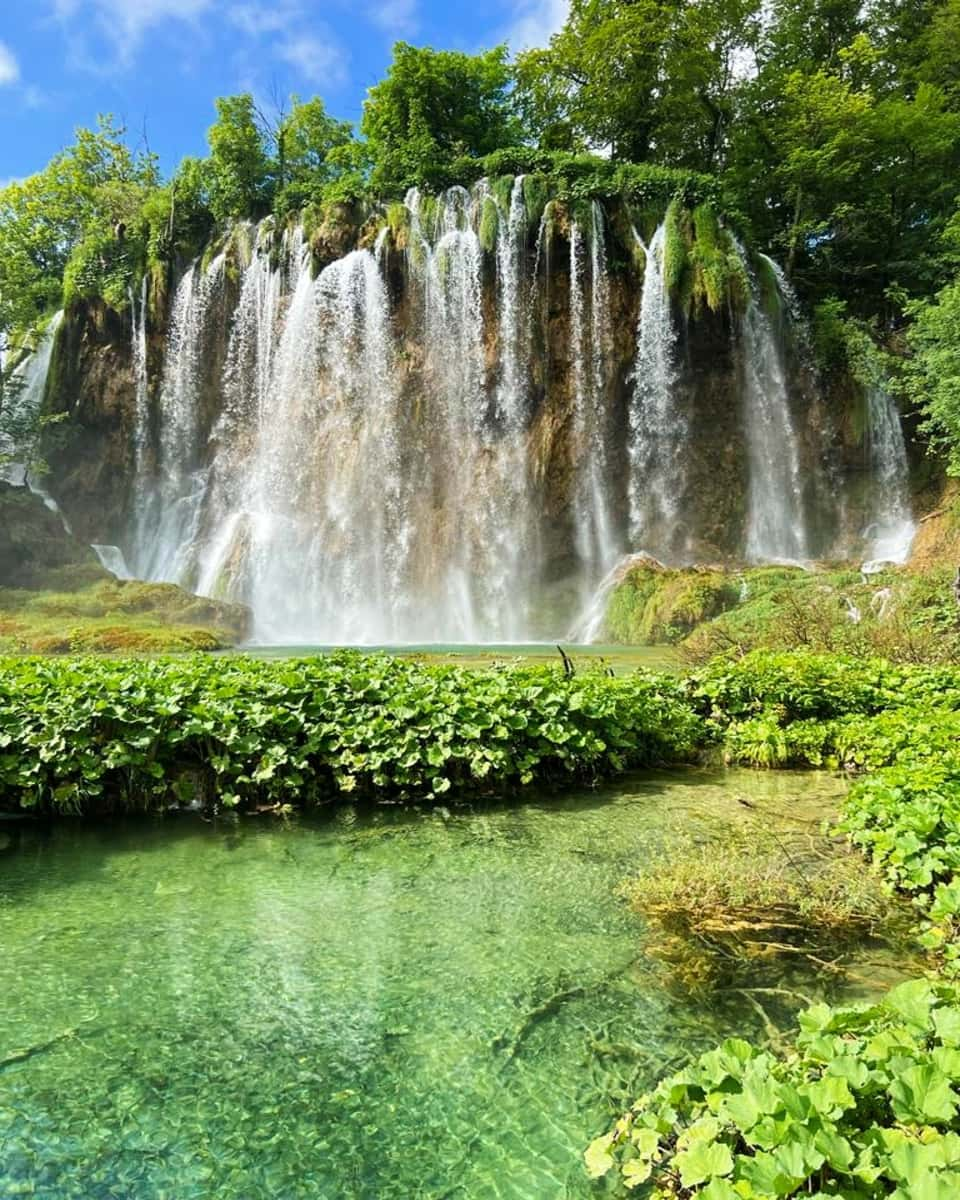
[603,560,741,644]
[0,579,249,654]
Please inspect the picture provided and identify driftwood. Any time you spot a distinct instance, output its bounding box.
[0,1020,98,1073]
[492,960,635,1060]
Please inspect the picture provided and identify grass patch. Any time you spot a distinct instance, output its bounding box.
[603,560,960,667]
[604,561,741,644]
[623,829,901,991]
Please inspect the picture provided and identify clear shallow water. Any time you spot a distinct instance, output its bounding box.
[0,770,904,1199]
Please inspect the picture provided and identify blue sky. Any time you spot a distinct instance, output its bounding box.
[0,0,568,183]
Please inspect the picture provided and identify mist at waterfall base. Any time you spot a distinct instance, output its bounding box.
[24,185,916,644]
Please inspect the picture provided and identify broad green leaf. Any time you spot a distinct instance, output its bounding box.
[675,1140,734,1188]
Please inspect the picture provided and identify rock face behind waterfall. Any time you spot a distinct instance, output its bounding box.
[36,192,910,642]
[0,481,107,589]
[42,298,140,544]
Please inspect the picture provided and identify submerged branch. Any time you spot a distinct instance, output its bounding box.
[493,959,636,1061]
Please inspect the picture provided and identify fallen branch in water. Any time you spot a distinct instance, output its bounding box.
[0,1017,98,1072]
[493,961,635,1060]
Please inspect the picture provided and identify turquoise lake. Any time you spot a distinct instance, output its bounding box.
[0,768,906,1199]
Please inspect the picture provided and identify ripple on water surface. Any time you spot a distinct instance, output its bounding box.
[0,768,903,1198]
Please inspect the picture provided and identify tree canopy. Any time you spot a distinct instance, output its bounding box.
[361,44,525,192]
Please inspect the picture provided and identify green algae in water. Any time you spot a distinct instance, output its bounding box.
[0,769,905,1199]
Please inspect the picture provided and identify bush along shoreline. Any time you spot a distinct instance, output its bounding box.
[589,650,960,1197]
[0,652,703,815]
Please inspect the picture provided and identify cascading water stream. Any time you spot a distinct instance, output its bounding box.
[3,311,131,576]
[117,194,848,643]
[739,248,808,562]
[243,246,406,641]
[627,223,683,556]
[131,252,226,583]
[1,311,72,529]
[862,387,915,565]
[1,311,64,490]
[569,206,620,605]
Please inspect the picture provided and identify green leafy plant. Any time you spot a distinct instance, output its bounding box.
[587,978,960,1197]
[0,653,704,815]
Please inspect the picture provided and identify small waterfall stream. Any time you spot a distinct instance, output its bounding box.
[570,205,620,606]
[628,223,683,555]
[863,387,915,566]
[131,254,226,583]
[1,311,73,530]
[740,252,809,563]
[4,311,130,577]
[1,311,64,489]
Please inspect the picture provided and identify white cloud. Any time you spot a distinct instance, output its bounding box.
[503,0,568,52]
[50,0,215,68]
[0,41,21,86]
[368,0,418,37]
[49,1,351,90]
[277,34,348,89]
[227,2,296,36]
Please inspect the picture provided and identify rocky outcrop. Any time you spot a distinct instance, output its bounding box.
[42,299,138,544]
[0,481,108,589]
[907,478,960,573]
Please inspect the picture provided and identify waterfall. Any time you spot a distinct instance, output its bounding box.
[739,250,808,563]
[486,176,537,635]
[1,311,75,533]
[1,311,64,488]
[627,223,683,556]
[0,312,132,575]
[494,176,527,427]
[235,247,406,641]
[131,253,226,583]
[129,275,150,527]
[862,387,915,566]
[92,544,132,578]
[570,205,619,602]
[117,194,856,644]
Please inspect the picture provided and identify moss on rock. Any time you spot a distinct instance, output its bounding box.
[0,578,249,654]
[603,559,740,644]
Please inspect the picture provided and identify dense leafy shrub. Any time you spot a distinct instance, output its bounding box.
[688,651,960,725]
[0,654,703,815]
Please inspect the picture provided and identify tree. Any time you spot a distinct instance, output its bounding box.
[205,94,270,222]
[515,0,761,169]
[269,96,355,214]
[361,43,524,193]
[0,115,157,346]
[515,0,670,162]
[723,3,960,312]
[903,209,960,470]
